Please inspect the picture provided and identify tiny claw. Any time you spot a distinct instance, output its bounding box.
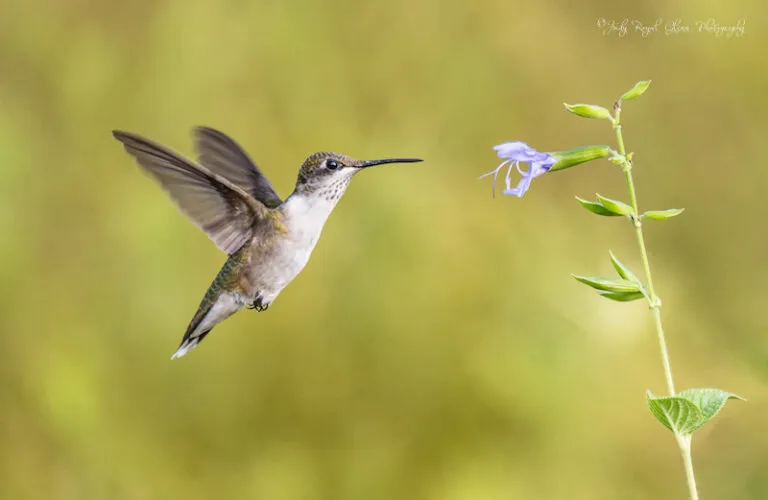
[249,297,269,312]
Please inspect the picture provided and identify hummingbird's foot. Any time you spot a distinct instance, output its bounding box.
[248,296,269,312]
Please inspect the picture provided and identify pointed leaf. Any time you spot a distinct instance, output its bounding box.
[549,145,613,172]
[572,275,643,293]
[644,208,685,220]
[596,194,633,216]
[563,103,612,120]
[576,196,622,216]
[677,388,745,428]
[597,290,645,302]
[646,391,704,434]
[621,80,651,101]
[608,251,640,283]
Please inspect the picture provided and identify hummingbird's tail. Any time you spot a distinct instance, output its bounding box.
[171,291,245,359]
[172,329,213,359]
[171,243,251,359]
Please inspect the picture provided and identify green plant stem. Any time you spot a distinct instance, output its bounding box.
[621,165,675,395]
[614,104,699,500]
[676,435,699,500]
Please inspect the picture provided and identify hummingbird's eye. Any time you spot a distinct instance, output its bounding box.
[325,160,340,170]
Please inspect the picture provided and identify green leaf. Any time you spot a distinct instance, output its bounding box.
[563,103,612,120]
[549,145,613,172]
[647,389,744,434]
[644,208,685,220]
[596,194,634,216]
[575,196,622,216]
[572,275,643,293]
[677,388,745,427]
[646,391,704,434]
[597,290,645,302]
[608,250,640,282]
[621,80,651,101]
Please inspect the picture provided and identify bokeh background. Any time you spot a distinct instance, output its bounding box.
[1,0,766,498]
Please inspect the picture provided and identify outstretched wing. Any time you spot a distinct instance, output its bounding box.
[193,127,283,209]
[113,130,271,254]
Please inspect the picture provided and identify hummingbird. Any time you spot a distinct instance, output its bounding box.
[113,127,422,359]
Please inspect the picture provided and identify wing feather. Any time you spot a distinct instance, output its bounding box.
[113,130,271,254]
[193,127,283,209]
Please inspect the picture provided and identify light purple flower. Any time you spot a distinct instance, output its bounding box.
[479,142,557,198]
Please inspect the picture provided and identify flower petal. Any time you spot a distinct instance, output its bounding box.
[531,156,557,177]
[493,141,533,159]
[502,173,533,197]
[483,142,557,198]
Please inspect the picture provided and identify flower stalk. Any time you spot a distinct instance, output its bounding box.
[613,98,697,500]
[613,104,676,396]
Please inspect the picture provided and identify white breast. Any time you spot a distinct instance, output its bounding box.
[257,194,338,302]
[282,194,337,255]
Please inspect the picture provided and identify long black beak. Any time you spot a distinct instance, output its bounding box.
[357,158,423,168]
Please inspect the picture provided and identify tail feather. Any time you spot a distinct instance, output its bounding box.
[171,244,252,359]
[171,292,244,359]
[171,329,212,359]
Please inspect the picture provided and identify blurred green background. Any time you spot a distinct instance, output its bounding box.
[1,0,766,498]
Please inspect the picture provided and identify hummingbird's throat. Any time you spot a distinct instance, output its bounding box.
[282,191,340,237]
[318,177,351,203]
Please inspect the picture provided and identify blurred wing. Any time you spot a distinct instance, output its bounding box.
[113,130,270,254]
[193,127,283,209]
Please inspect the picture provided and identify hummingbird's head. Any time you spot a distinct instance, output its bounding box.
[294,152,422,201]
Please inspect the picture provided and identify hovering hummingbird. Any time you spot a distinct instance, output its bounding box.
[113,127,422,359]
